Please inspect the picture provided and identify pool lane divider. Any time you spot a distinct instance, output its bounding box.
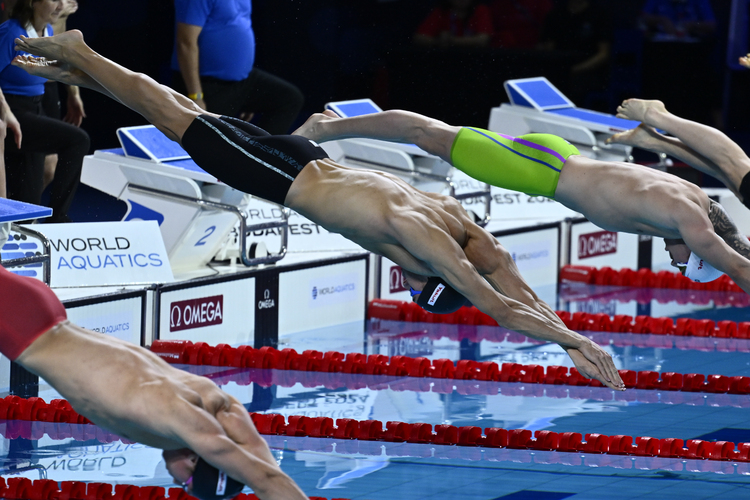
[2,394,750,464]
[0,477,352,500]
[148,338,750,395]
[368,298,750,340]
[561,264,745,292]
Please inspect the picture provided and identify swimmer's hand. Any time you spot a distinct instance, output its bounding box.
[563,344,625,391]
[740,54,750,69]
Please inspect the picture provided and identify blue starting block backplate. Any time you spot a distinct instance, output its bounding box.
[0,198,52,223]
[504,76,641,132]
[504,77,575,111]
[117,125,191,162]
[326,99,383,118]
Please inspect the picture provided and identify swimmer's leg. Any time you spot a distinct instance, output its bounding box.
[616,99,750,200]
[14,31,209,144]
[609,124,737,195]
[294,109,460,163]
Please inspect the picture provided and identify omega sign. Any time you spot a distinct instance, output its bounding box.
[389,266,408,293]
[578,230,618,259]
[170,295,223,332]
[258,289,276,309]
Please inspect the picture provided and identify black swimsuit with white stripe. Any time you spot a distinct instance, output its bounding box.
[181,114,329,205]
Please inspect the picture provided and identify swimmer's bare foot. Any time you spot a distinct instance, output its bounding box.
[14,29,85,62]
[292,109,340,141]
[616,98,669,127]
[607,123,665,151]
[740,54,750,69]
[12,55,84,86]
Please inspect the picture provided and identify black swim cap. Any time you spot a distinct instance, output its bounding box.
[190,458,244,500]
[415,277,471,314]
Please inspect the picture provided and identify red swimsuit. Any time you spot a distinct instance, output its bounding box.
[0,265,67,360]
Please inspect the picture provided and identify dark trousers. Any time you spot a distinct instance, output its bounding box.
[173,68,304,134]
[4,94,90,223]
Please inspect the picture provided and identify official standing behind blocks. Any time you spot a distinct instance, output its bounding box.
[171,0,303,134]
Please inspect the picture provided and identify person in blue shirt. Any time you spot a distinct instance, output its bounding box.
[171,0,304,135]
[0,0,89,222]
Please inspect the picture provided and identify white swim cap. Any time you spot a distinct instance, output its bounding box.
[684,252,723,282]
[0,222,9,250]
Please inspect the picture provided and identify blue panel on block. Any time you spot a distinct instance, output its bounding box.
[548,108,639,130]
[514,80,571,109]
[0,198,53,222]
[117,126,190,161]
[117,130,150,159]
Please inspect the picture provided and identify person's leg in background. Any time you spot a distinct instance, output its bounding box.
[43,116,89,223]
[5,108,88,223]
[4,97,46,213]
[41,80,62,191]
[238,68,304,134]
[172,70,303,134]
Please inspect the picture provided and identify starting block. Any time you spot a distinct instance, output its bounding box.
[0,198,53,282]
[81,125,289,275]
[322,99,491,226]
[489,77,639,162]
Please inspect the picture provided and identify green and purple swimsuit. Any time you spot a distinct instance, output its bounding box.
[450,127,580,198]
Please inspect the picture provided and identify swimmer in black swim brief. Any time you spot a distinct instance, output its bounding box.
[182,115,328,206]
[11,30,625,391]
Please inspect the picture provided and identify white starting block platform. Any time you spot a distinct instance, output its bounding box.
[489,77,640,162]
[82,125,293,276]
[322,99,492,226]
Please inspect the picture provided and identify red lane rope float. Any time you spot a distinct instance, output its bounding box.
[0,373,748,445]
[0,477,354,500]
[261,434,745,475]
[368,298,750,340]
[197,365,750,409]
[228,412,750,463]
[2,397,748,465]
[149,339,750,395]
[370,319,750,354]
[561,264,746,293]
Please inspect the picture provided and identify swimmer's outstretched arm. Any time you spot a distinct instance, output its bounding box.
[163,393,308,499]
[392,216,624,390]
[464,225,622,389]
[294,109,461,163]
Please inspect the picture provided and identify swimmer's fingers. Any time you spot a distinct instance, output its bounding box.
[585,342,623,389]
[564,347,623,391]
[577,341,625,390]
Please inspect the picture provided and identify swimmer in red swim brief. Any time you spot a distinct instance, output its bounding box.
[0,265,307,500]
[8,30,624,390]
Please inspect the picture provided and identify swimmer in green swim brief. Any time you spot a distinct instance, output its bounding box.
[294,108,750,295]
[450,128,579,198]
